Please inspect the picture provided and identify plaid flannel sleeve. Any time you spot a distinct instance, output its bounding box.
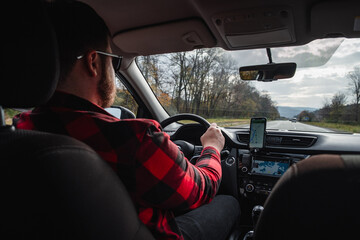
[134,120,222,211]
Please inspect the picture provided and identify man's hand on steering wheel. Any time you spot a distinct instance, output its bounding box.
[201,123,225,154]
[160,114,232,162]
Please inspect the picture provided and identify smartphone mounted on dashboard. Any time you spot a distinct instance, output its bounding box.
[249,117,267,153]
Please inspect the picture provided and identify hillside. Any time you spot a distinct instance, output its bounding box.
[277,106,317,119]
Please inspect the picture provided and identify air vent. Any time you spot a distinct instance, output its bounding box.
[267,135,317,147]
[237,132,249,143]
[236,132,317,148]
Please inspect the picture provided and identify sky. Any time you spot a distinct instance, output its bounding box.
[228,38,360,109]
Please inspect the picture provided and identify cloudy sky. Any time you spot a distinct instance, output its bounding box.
[228,38,360,109]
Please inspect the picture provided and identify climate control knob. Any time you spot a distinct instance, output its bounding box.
[245,184,255,193]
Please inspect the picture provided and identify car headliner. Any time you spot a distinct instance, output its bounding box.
[80,0,360,57]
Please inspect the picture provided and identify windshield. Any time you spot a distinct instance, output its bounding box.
[136,38,360,133]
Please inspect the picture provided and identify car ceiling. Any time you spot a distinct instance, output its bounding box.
[80,0,360,57]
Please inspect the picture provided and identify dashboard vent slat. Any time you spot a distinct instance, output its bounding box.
[237,134,249,143]
[236,132,317,148]
[270,135,317,147]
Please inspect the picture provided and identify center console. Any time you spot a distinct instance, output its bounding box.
[238,150,309,200]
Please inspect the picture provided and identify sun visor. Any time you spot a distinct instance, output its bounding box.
[311,2,360,37]
[113,19,216,56]
[212,7,296,49]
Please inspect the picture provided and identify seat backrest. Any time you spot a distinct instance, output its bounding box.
[0,130,154,239]
[254,154,360,240]
[0,1,154,239]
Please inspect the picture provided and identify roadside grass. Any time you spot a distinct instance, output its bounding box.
[307,122,360,134]
[179,118,250,127]
[207,118,250,127]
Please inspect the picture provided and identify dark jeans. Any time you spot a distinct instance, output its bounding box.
[175,195,240,240]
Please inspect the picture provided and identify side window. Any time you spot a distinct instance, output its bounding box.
[113,77,138,116]
[4,108,21,125]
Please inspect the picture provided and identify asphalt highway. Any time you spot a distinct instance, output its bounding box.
[238,120,334,132]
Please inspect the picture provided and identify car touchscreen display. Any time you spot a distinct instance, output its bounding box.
[251,159,289,177]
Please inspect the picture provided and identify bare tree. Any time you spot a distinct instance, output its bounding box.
[347,66,360,122]
[190,49,218,115]
[207,62,232,116]
[168,52,192,111]
[137,50,280,119]
[330,92,347,122]
[317,98,331,121]
[137,55,164,88]
[168,49,218,113]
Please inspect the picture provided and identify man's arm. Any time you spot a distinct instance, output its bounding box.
[134,121,224,211]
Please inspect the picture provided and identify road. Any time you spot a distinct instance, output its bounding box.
[238,120,334,132]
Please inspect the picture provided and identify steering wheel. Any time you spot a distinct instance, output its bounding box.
[160,113,228,163]
[160,113,210,129]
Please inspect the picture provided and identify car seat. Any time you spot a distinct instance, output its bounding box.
[0,1,154,239]
[254,154,360,240]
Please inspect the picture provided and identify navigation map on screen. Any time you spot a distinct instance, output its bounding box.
[251,159,289,177]
[249,118,266,149]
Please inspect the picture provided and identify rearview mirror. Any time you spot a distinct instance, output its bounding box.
[239,63,297,82]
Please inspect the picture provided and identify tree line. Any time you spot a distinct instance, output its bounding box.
[137,49,279,119]
[298,66,360,124]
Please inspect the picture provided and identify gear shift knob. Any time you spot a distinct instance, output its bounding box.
[252,205,264,228]
[243,206,264,240]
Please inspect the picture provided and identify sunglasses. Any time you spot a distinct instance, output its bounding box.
[77,51,123,72]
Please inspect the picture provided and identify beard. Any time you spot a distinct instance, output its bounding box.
[98,60,116,108]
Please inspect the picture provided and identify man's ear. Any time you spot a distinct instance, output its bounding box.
[84,51,101,77]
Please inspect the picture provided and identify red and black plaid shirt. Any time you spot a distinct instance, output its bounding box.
[14,91,222,239]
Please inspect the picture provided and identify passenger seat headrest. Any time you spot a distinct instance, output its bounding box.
[0,0,59,108]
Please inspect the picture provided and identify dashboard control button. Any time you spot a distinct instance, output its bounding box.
[226,157,236,166]
[241,166,248,173]
[245,184,255,193]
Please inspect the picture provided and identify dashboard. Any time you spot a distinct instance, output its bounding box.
[165,123,360,224]
[166,124,360,199]
[231,128,360,200]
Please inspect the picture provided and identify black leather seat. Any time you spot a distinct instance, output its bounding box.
[0,1,154,239]
[254,154,360,240]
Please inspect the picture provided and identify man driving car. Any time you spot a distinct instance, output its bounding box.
[14,1,240,239]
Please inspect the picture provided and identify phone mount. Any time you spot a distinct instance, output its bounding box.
[250,147,259,153]
[249,131,267,154]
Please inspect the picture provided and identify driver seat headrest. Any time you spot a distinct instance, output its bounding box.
[0,0,59,108]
